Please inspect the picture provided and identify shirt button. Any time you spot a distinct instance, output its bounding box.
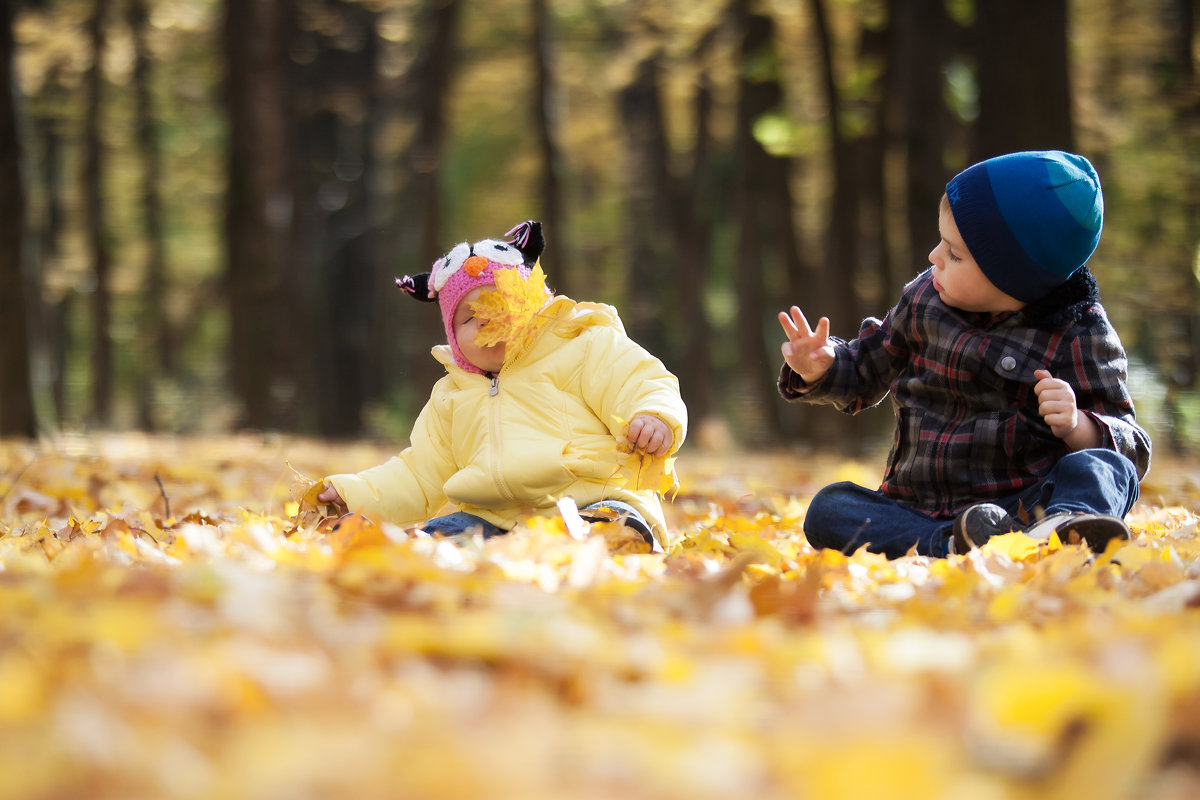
[1000,356,1017,371]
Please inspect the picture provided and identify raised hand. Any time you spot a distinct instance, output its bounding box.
[778,306,836,384]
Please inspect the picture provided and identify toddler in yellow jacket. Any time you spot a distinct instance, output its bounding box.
[317,221,687,549]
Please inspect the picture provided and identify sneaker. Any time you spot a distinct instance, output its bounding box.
[950,503,1020,553]
[1023,512,1130,552]
[579,504,655,547]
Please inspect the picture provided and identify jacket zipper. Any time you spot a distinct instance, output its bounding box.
[486,371,517,501]
[481,311,550,504]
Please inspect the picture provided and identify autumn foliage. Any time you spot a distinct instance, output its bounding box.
[2,435,1199,799]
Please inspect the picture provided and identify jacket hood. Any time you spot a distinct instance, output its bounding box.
[1019,265,1102,330]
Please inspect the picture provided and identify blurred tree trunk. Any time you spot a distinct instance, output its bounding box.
[853,19,890,304]
[82,0,113,425]
[1162,0,1199,453]
[127,0,170,430]
[619,54,677,366]
[731,1,784,443]
[292,0,380,438]
[678,28,717,424]
[804,0,864,448]
[619,29,718,422]
[35,62,67,426]
[973,0,1073,158]
[808,0,858,334]
[0,0,36,437]
[530,0,567,295]
[223,0,294,430]
[383,0,462,413]
[889,0,949,285]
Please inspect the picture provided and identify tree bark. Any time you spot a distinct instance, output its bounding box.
[0,0,36,437]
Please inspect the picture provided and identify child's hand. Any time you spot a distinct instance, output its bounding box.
[625,414,673,457]
[778,306,835,384]
[1033,369,1101,449]
[317,481,349,516]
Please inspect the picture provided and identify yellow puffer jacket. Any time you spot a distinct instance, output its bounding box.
[325,297,688,547]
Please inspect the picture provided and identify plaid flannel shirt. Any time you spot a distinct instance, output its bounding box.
[780,268,1152,518]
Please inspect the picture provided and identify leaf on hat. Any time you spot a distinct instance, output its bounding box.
[470,262,551,365]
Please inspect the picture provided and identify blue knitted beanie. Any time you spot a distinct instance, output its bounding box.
[945,150,1104,304]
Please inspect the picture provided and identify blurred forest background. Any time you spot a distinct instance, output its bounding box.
[0,0,1196,454]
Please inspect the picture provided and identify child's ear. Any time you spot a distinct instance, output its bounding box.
[395,273,438,302]
[506,220,545,268]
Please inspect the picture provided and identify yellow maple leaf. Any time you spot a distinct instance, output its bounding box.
[983,531,1042,561]
[470,262,551,365]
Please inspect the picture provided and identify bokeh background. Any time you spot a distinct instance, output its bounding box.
[0,0,1196,455]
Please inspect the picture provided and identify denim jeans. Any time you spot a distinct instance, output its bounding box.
[803,448,1141,559]
[421,512,507,539]
[422,500,652,543]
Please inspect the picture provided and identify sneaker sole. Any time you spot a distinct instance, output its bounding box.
[1053,513,1130,552]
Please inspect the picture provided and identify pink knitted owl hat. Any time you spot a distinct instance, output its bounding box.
[396,220,545,374]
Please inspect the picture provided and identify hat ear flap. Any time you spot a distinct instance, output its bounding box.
[396,273,438,302]
[505,220,545,268]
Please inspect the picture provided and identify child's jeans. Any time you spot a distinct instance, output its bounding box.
[423,500,653,543]
[802,448,1140,559]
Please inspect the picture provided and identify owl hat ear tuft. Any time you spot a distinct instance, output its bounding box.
[505,220,545,268]
[395,273,438,302]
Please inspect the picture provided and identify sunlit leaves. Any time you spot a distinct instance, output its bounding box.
[1,437,1199,798]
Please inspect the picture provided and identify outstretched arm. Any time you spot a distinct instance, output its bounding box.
[778,306,836,385]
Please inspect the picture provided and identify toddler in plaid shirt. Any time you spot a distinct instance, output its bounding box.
[778,150,1151,558]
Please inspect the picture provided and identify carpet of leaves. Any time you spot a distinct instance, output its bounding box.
[2,434,1199,800]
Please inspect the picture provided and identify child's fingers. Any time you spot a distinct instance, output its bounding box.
[778,311,799,340]
[646,430,670,456]
[627,416,670,456]
[813,316,830,343]
[317,482,348,513]
[637,430,666,456]
[626,418,649,450]
[779,306,816,342]
[778,310,805,342]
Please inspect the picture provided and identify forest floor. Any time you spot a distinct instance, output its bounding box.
[1,433,1199,800]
